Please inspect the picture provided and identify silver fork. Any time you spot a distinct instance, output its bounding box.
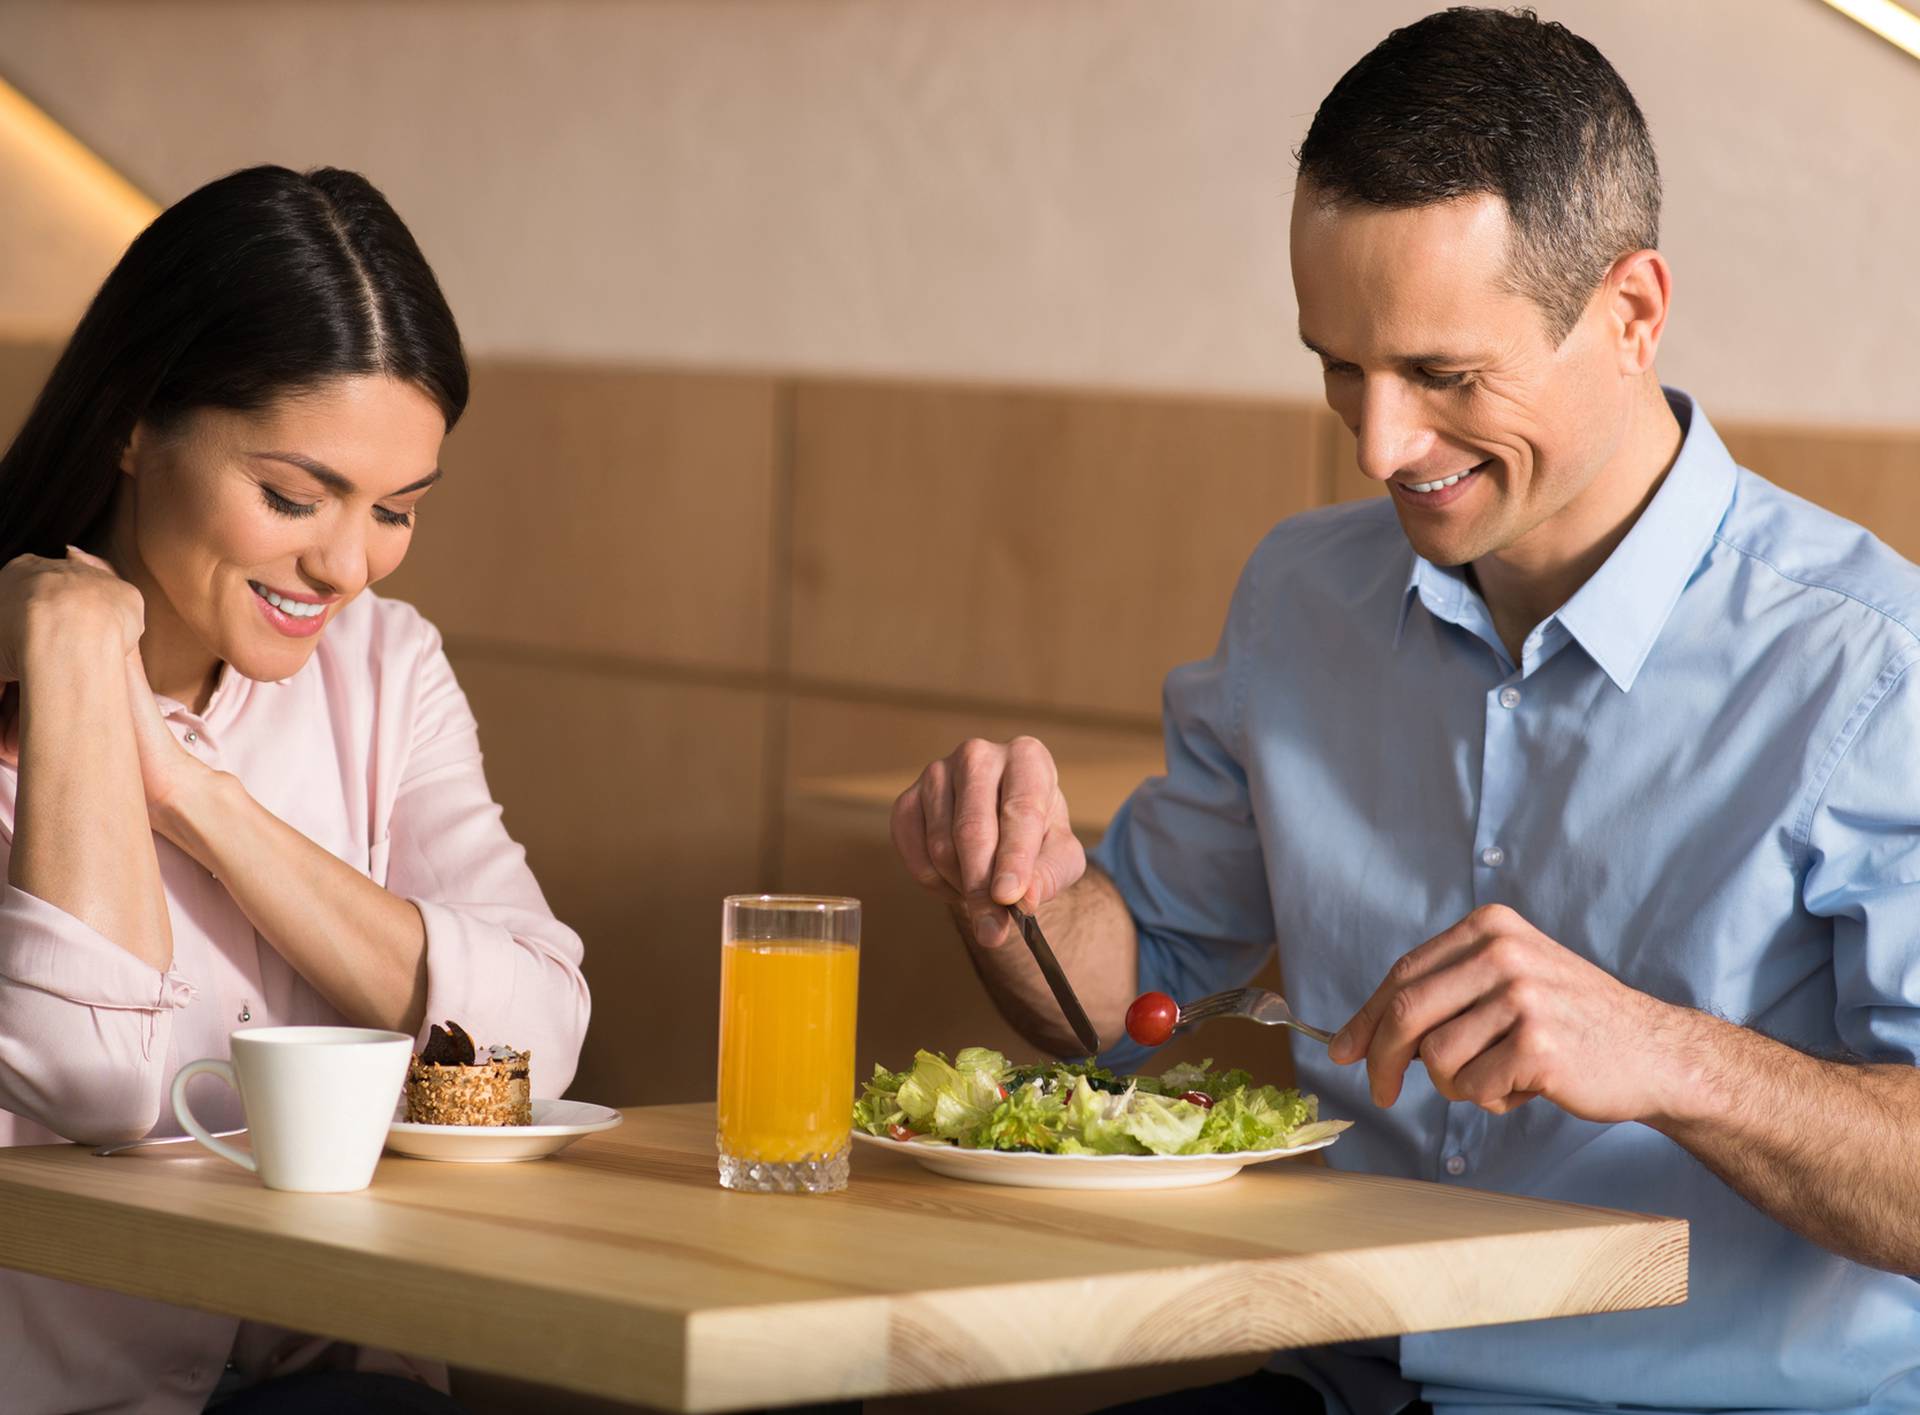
[1175,987,1338,1045]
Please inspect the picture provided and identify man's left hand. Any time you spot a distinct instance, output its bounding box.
[1329,903,1702,1125]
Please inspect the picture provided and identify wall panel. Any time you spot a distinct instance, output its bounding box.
[790,379,1321,718]
[383,362,781,673]
[448,653,771,1109]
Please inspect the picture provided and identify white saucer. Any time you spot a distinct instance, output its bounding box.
[386,1098,623,1163]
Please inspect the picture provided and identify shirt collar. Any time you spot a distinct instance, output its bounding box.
[1553,389,1737,691]
[1395,388,1737,691]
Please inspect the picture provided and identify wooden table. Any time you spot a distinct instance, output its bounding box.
[0,1105,1686,1412]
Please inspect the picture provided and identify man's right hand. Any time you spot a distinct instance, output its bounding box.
[891,736,1087,949]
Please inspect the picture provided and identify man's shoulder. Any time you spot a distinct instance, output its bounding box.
[1716,468,1920,654]
[1248,496,1405,575]
[1238,496,1409,610]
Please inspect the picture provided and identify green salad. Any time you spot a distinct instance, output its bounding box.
[852,1048,1349,1157]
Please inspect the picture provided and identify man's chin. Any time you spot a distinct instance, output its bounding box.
[1392,511,1486,570]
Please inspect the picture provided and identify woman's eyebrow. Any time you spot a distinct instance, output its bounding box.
[251,451,442,496]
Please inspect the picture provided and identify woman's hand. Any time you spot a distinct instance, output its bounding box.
[120,643,212,834]
[0,547,146,683]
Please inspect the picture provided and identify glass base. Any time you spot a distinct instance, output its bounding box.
[717,1144,849,1193]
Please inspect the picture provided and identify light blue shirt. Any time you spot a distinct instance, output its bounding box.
[1093,391,1920,1415]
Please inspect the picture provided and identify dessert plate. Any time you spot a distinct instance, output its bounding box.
[385,1098,622,1163]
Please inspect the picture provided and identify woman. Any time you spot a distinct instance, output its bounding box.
[0,166,589,1413]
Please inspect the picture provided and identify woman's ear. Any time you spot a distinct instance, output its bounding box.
[118,420,149,477]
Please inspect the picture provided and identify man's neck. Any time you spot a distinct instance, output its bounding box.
[1473,387,1685,664]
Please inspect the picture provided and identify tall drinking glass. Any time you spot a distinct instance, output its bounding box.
[716,894,860,1193]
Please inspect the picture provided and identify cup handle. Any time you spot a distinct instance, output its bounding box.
[169,1060,257,1174]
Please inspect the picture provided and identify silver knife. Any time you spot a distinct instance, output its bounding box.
[1007,905,1103,1056]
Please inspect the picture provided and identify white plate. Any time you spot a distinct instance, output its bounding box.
[385,1098,623,1163]
[851,1122,1349,1191]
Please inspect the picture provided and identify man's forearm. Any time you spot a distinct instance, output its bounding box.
[950,866,1139,1057]
[1652,1009,1920,1274]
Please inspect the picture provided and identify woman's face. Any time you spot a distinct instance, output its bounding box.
[114,375,447,689]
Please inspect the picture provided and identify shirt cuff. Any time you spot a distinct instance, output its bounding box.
[0,884,197,1010]
[408,896,516,1045]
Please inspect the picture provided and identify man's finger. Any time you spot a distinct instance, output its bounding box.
[1451,1035,1537,1112]
[918,761,965,897]
[949,742,1007,901]
[1024,828,1087,910]
[991,738,1057,906]
[1360,951,1504,1107]
[1330,910,1496,1063]
[1414,997,1518,1102]
[891,783,948,894]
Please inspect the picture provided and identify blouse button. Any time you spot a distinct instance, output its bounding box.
[184,731,198,744]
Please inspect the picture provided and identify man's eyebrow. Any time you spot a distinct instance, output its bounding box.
[252,452,442,497]
[1297,333,1486,369]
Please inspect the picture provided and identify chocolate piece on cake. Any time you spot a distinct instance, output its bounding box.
[405,1020,532,1126]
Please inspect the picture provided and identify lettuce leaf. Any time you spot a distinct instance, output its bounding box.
[970,1082,1068,1152]
[894,1050,1006,1141]
[852,1064,908,1135]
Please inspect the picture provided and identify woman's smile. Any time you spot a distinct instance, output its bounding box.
[248,579,335,638]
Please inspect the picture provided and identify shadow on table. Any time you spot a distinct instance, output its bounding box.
[449,1353,1263,1414]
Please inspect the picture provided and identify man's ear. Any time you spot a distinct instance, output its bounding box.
[1607,248,1672,377]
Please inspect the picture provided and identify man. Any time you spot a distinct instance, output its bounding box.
[891,9,1920,1415]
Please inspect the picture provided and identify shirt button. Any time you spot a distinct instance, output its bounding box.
[1498,687,1522,709]
[1444,1154,1468,1176]
[184,731,198,744]
[1480,845,1506,868]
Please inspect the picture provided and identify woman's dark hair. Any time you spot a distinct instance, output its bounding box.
[0,164,467,566]
[1296,6,1661,344]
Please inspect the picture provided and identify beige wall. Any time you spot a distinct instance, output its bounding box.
[2,0,1917,424]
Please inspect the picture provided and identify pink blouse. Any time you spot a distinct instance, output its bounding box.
[0,592,590,1414]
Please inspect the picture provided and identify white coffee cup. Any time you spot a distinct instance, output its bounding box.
[170,1026,412,1193]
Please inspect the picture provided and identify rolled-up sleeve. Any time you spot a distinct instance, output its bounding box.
[1092,553,1277,1072]
[382,635,590,1098]
[1802,655,1920,1064]
[0,872,197,1142]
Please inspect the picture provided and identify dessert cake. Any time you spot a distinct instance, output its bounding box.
[405,1020,532,1126]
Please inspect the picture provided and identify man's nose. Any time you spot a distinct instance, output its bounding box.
[1353,378,1433,484]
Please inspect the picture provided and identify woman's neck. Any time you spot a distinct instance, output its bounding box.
[94,523,224,714]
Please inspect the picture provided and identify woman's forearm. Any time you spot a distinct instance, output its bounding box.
[10,628,172,970]
[158,772,429,1033]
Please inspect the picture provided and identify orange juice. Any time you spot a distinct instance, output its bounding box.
[716,940,859,1162]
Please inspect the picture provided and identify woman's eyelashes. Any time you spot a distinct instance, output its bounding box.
[260,484,317,519]
[259,484,412,528]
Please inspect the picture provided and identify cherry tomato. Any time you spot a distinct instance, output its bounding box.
[887,1123,917,1142]
[997,1086,1008,1101]
[1125,991,1178,1047]
[1180,1090,1215,1110]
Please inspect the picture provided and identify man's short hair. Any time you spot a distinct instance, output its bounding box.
[1296,6,1661,344]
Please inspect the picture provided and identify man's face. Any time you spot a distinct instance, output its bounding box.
[1290,186,1631,569]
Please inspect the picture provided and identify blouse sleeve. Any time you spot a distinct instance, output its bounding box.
[379,627,590,1098]
[0,861,198,1143]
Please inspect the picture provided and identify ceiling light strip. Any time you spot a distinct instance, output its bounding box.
[0,74,159,227]
[1818,0,1920,62]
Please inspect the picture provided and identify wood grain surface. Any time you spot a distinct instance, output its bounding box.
[0,1104,1686,1412]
